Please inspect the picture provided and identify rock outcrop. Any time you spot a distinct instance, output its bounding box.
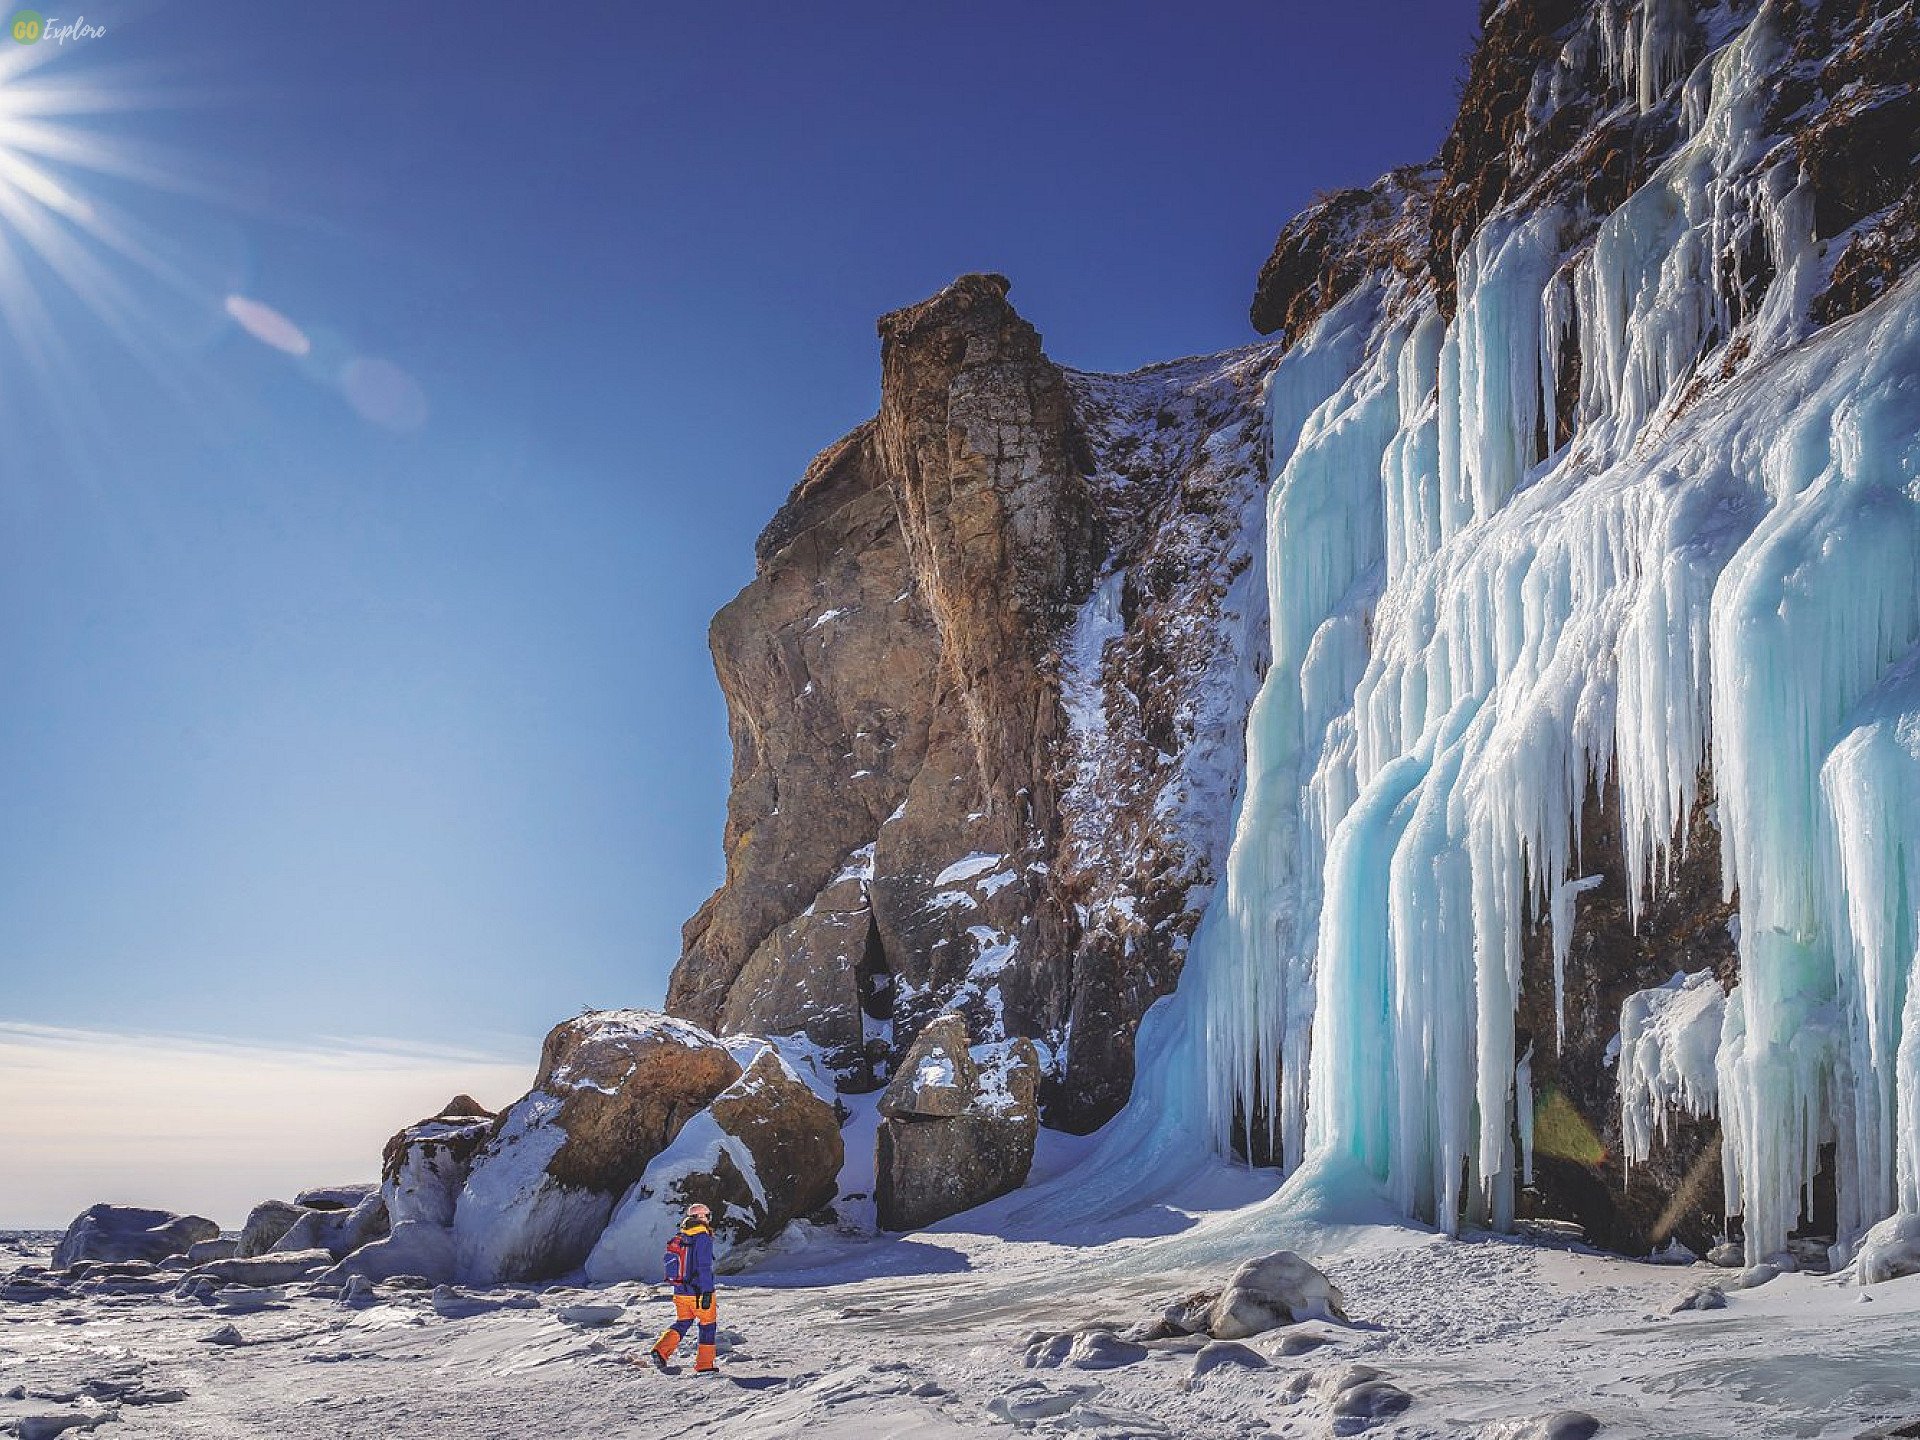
[875,1013,1040,1229]
[452,1011,742,1283]
[51,1207,218,1269]
[382,1096,495,1228]
[668,273,1276,1132]
[184,1250,333,1286]
[583,1044,842,1280]
[235,1200,306,1258]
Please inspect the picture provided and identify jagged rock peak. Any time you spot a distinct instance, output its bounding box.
[668,271,1278,1133]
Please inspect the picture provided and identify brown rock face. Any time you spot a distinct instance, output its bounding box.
[1257,0,1919,340]
[669,275,1096,1080]
[876,1016,1040,1231]
[531,1012,743,1195]
[706,1049,844,1231]
[668,274,1275,1131]
[1249,167,1437,340]
[451,1011,743,1282]
[577,1044,843,1281]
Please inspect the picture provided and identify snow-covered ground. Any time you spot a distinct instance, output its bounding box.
[9,1165,1919,1440]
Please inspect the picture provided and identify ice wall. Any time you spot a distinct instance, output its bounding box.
[1076,2,1920,1262]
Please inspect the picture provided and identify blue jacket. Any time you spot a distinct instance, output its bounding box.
[673,1222,716,1294]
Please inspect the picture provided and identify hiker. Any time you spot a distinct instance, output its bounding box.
[649,1203,719,1374]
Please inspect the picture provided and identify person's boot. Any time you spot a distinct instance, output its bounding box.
[649,1333,678,1372]
[693,1342,719,1373]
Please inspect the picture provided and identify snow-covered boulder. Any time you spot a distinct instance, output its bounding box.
[1192,1340,1269,1375]
[51,1206,218,1270]
[185,1238,239,1267]
[184,1249,333,1286]
[1480,1413,1601,1440]
[1207,1251,1348,1339]
[881,1015,973,1118]
[272,1189,388,1261]
[431,1284,539,1319]
[583,1043,842,1281]
[1855,1213,1920,1285]
[325,1220,457,1285]
[875,1015,1040,1230]
[452,1010,742,1283]
[235,1200,307,1258]
[382,1096,495,1227]
[1022,1328,1149,1370]
[295,1183,379,1210]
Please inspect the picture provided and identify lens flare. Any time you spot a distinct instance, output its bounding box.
[223,292,310,357]
[0,42,429,442]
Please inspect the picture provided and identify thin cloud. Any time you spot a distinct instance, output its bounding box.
[0,1022,534,1230]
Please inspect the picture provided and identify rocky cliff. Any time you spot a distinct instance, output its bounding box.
[670,0,1920,1259]
[668,273,1276,1132]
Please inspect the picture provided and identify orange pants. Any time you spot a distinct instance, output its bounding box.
[653,1291,717,1371]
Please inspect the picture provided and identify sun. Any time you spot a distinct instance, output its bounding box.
[0,41,429,436]
[0,40,167,390]
[0,34,276,394]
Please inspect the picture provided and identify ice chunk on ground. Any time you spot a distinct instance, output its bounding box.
[1208,1250,1347,1338]
[1856,1213,1920,1285]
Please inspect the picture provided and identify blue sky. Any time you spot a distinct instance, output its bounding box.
[0,2,1477,1077]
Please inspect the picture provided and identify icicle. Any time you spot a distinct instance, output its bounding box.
[1517,1044,1536,1188]
[1023,2,1920,1259]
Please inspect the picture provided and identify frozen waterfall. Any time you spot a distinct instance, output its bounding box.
[1028,2,1920,1265]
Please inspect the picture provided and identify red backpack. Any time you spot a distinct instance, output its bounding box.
[663,1233,691,1285]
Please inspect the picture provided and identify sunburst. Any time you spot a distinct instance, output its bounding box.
[0,38,213,422]
[0,33,425,445]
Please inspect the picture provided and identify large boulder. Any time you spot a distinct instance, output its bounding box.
[875,1015,1040,1230]
[52,1206,218,1269]
[185,1249,334,1286]
[382,1097,495,1227]
[235,1200,307,1258]
[583,1043,843,1281]
[452,1011,741,1283]
[295,1183,378,1210]
[186,1238,239,1267]
[272,1189,388,1261]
